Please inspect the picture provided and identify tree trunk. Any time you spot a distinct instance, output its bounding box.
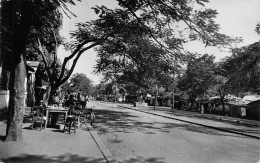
[5,54,27,142]
[154,91,158,111]
[4,1,33,141]
[220,95,226,115]
[190,96,196,111]
[172,93,175,110]
[190,101,194,111]
[218,89,226,115]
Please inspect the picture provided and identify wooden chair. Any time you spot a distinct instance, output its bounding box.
[31,106,46,130]
[63,115,77,134]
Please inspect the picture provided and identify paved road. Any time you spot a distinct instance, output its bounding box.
[89,100,259,163]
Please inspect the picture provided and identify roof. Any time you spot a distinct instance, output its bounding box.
[208,96,220,100]
[26,61,40,73]
[27,61,40,68]
[227,101,248,106]
[208,95,247,105]
[242,95,260,102]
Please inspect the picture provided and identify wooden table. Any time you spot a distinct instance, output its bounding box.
[45,106,69,129]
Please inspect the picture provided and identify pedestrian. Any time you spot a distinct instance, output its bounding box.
[68,94,76,115]
[77,93,81,101]
[201,104,204,114]
[241,107,246,118]
[84,95,89,108]
[52,93,59,107]
[208,103,212,114]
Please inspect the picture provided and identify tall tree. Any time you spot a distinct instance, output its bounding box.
[219,41,260,95]
[1,0,239,141]
[91,0,240,104]
[1,0,78,142]
[178,54,216,109]
[66,73,94,96]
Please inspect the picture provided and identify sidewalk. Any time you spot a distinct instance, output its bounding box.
[0,117,114,163]
[117,103,260,139]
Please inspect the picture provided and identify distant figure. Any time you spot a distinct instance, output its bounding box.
[78,94,86,109]
[77,93,81,101]
[68,94,76,114]
[52,93,59,106]
[65,92,70,101]
[208,103,212,114]
[64,92,70,107]
[201,105,204,114]
[241,107,246,118]
[139,95,143,102]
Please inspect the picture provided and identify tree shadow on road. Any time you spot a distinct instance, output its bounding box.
[117,156,167,163]
[2,153,168,163]
[1,154,106,163]
[93,108,248,139]
[159,109,260,128]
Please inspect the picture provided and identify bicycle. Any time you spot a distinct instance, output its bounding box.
[81,106,96,126]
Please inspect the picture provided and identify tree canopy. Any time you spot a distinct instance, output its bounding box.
[219,41,260,94]
[66,73,94,95]
[1,0,79,141]
[82,0,239,94]
[0,0,248,141]
[178,54,217,103]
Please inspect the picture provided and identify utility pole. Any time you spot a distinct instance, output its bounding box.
[172,80,175,110]
[154,90,158,111]
[114,82,117,103]
[172,57,177,111]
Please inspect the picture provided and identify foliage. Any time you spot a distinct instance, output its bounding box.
[1,0,80,141]
[219,41,260,94]
[256,22,260,35]
[177,54,217,103]
[99,36,175,95]
[87,0,240,95]
[114,0,242,48]
[66,73,94,95]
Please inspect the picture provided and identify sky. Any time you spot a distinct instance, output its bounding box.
[57,0,260,85]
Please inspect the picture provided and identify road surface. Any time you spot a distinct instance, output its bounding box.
[88,100,259,163]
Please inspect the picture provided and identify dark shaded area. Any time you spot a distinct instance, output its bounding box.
[2,154,167,163]
[167,110,259,128]
[23,115,32,123]
[117,156,167,163]
[2,154,105,163]
[0,135,6,141]
[116,102,259,128]
[23,112,67,130]
[92,107,248,139]
[0,109,8,122]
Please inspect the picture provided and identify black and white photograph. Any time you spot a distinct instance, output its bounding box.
[0,0,259,162]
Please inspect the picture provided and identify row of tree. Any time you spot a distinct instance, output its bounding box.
[95,41,259,114]
[1,0,258,141]
[61,73,96,97]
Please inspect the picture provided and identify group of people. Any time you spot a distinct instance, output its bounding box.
[64,92,89,114]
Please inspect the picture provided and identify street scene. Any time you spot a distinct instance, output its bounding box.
[92,101,259,163]
[0,0,260,163]
[0,100,259,162]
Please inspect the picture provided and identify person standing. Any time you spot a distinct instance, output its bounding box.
[77,93,81,102]
[201,104,205,114]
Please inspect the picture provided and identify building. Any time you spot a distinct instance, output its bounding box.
[243,95,260,120]
[0,60,40,111]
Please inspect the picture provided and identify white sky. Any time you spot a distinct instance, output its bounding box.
[57,0,260,85]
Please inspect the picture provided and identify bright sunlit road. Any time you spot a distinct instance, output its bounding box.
[88,100,259,163]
